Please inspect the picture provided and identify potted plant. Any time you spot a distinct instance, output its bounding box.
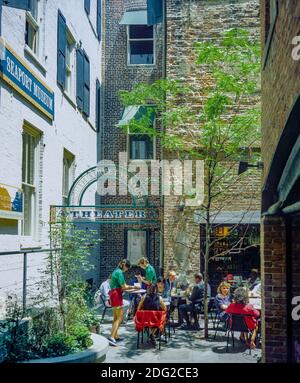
[0,221,108,363]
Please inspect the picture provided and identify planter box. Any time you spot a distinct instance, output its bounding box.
[20,334,109,364]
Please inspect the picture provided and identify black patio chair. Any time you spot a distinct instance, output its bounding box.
[226,314,255,354]
[213,313,229,339]
[98,293,112,323]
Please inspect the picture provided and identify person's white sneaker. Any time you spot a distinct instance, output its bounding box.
[108,336,118,347]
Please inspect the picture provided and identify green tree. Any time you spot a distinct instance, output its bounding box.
[119,28,261,339]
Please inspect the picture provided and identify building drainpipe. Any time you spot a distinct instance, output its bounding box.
[160,0,167,274]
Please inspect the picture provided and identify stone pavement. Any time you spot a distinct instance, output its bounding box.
[99,313,261,364]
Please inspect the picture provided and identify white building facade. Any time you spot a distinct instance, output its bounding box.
[0,0,102,299]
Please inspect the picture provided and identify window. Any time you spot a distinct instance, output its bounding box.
[127,230,147,265]
[76,48,90,116]
[22,127,40,237]
[65,30,75,96]
[127,25,154,65]
[25,0,39,55]
[62,150,75,205]
[129,134,154,160]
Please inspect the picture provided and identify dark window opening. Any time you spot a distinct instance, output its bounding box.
[129,135,154,160]
[128,25,154,65]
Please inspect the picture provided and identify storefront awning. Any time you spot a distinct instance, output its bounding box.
[120,10,148,25]
[194,211,261,225]
[118,105,155,126]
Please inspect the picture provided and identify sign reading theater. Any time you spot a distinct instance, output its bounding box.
[0,39,54,120]
[50,206,160,224]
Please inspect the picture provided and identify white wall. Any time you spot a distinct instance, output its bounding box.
[0,0,102,301]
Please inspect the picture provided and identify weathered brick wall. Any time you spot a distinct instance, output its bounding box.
[261,216,288,363]
[261,0,300,363]
[261,0,300,183]
[164,0,261,276]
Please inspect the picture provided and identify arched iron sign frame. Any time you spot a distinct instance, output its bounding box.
[50,165,161,225]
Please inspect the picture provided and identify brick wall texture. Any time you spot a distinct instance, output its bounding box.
[101,0,163,281]
[261,0,300,363]
[101,0,262,285]
[163,0,261,276]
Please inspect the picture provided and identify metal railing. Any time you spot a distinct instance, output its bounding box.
[0,248,59,313]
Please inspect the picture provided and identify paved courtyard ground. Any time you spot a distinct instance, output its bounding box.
[99,312,261,364]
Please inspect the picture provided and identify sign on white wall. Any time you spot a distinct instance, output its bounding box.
[0,183,23,220]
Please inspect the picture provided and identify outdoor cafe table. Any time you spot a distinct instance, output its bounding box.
[127,289,147,295]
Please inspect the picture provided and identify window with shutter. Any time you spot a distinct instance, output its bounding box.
[83,52,90,117]
[57,10,67,89]
[84,0,90,15]
[25,0,39,55]
[76,48,84,110]
[97,0,102,41]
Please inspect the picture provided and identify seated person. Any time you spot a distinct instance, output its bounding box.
[226,287,260,349]
[214,281,231,321]
[99,276,111,307]
[137,284,167,345]
[246,269,261,294]
[249,282,261,297]
[164,271,177,298]
[178,273,204,330]
[127,270,146,317]
[157,277,169,300]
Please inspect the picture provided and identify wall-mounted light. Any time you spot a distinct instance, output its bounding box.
[238,161,263,175]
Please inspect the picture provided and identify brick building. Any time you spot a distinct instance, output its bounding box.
[164,0,261,289]
[100,0,163,280]
[261,0,300,363]
[100,0,261,290]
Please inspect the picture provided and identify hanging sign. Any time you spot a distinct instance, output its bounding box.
[50,206,161,224]
[0,39,55,120]
[0,183,23,220]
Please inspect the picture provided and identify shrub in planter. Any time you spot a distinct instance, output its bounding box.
[1,221,101,362]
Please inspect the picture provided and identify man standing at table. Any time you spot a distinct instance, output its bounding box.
[137,257,157,286]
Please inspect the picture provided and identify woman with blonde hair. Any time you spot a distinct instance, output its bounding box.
[214,281,231,322]
[137,257,157,286]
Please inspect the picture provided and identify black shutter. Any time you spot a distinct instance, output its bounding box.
[2,0,30,11]
[97,0,102,41]
[57,10,66,89]
[96,79,101,131]
[84,0,90,15]
[76,48,84,110]
[83,52,90,117]
[147,0,163,25]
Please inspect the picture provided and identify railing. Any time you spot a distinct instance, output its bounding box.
[0,248,60,313]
